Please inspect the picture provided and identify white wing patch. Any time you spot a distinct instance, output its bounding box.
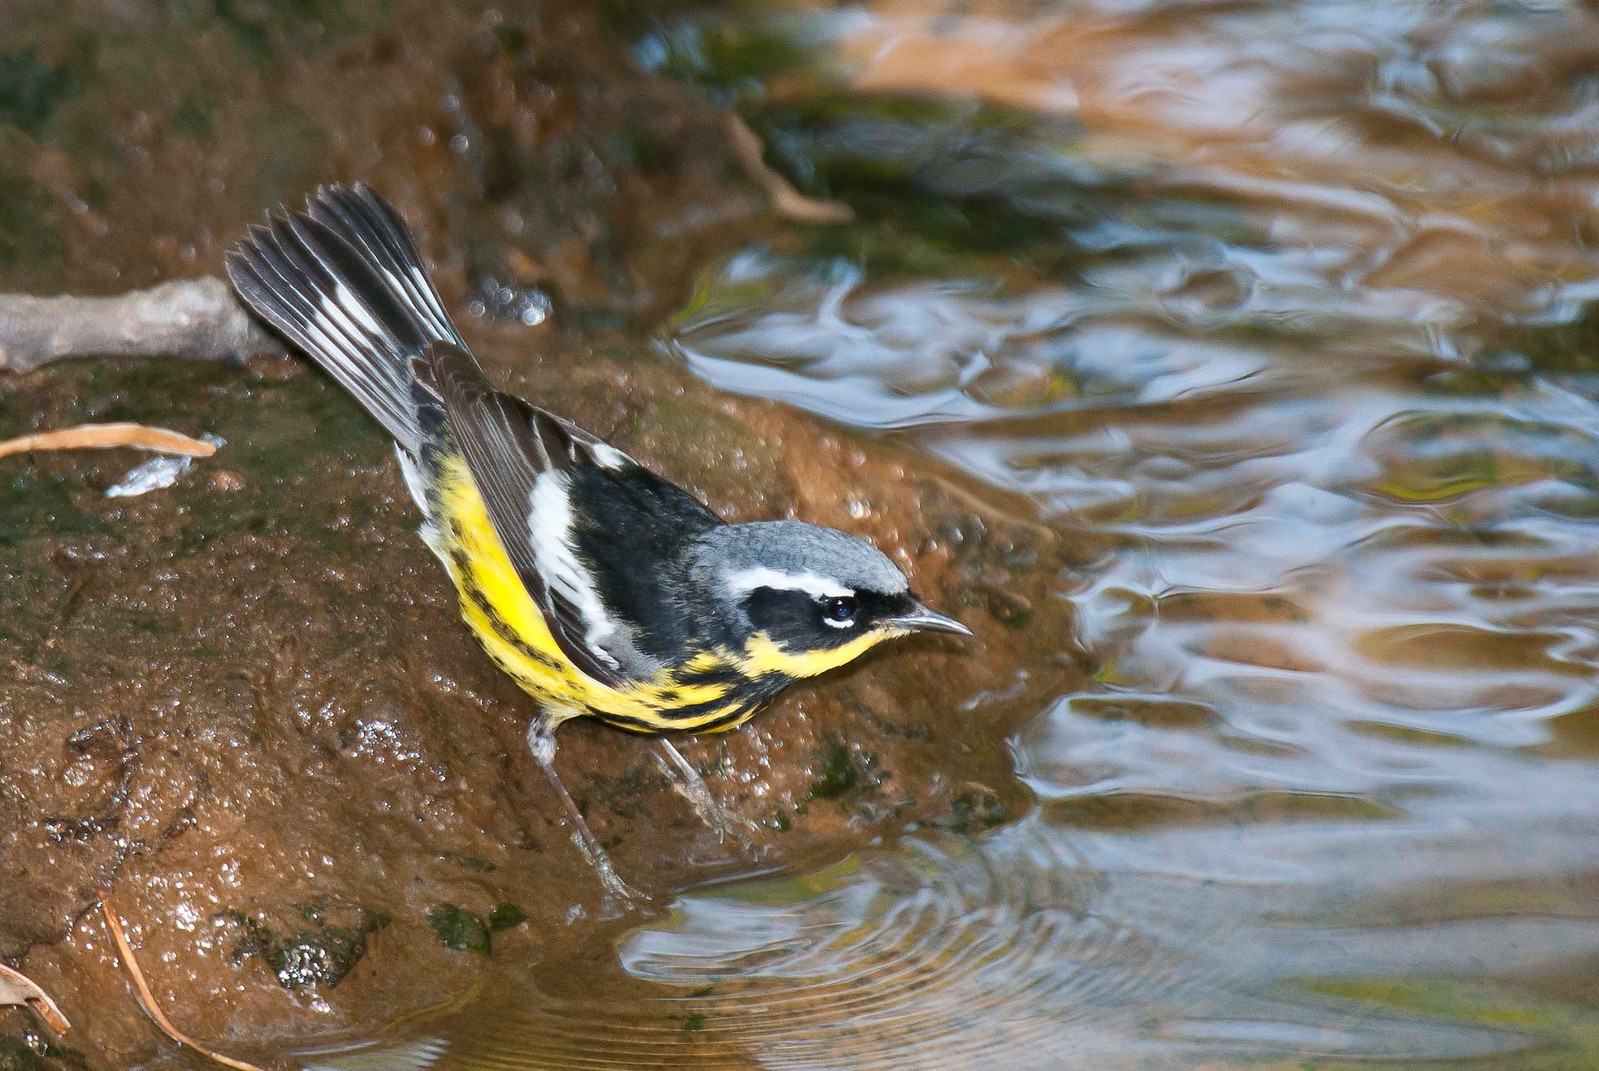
[529,471,623,670]
[725,566,854,600]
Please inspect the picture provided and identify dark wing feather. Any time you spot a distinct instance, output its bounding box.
[414,342,638,687]
[562,448,725,663]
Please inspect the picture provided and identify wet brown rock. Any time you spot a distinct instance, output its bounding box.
[1,332,1072,1065]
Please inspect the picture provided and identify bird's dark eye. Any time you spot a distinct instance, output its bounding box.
[822,596,858,625]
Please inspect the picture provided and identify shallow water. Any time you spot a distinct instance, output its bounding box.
[303,0,1599,1067]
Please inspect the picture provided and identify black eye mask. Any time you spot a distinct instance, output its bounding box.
[741,588,911,651]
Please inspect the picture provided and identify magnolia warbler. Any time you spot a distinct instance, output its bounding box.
[226,185,969,907]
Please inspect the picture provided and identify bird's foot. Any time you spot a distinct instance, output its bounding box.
[529,719,652,915]
[564,826,650,917]
[654,739,763,855]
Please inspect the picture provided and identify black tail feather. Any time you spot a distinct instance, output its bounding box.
[225,183,465,453]
[309,185,458,343]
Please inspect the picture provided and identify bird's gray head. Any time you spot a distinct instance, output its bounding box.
[684,521,969,673]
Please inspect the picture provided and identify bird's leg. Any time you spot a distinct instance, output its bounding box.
[526,718,647,912]
[653,738,761,854]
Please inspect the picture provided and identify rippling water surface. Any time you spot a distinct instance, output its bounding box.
[315,1,1599,1066]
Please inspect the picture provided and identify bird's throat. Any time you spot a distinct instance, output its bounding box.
[741,630,888,679]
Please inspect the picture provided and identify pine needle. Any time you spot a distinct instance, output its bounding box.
[99,893,267,1071]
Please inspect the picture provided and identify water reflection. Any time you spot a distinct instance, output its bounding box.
[318,0,1599,1065]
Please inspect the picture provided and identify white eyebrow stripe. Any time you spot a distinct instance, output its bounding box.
[726,567,854,599]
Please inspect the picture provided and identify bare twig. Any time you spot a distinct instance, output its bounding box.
[100,893,268,1071]
[0,278,280,374]
[0,963,71,1035]
[0,423,219,461]
[726,113,855,224]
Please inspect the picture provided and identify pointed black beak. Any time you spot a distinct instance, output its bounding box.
[882,601,973,636]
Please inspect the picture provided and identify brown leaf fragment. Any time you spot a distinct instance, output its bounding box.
[0,962,72,1035]
[100,893,267,1071]
[0,423,219,461]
